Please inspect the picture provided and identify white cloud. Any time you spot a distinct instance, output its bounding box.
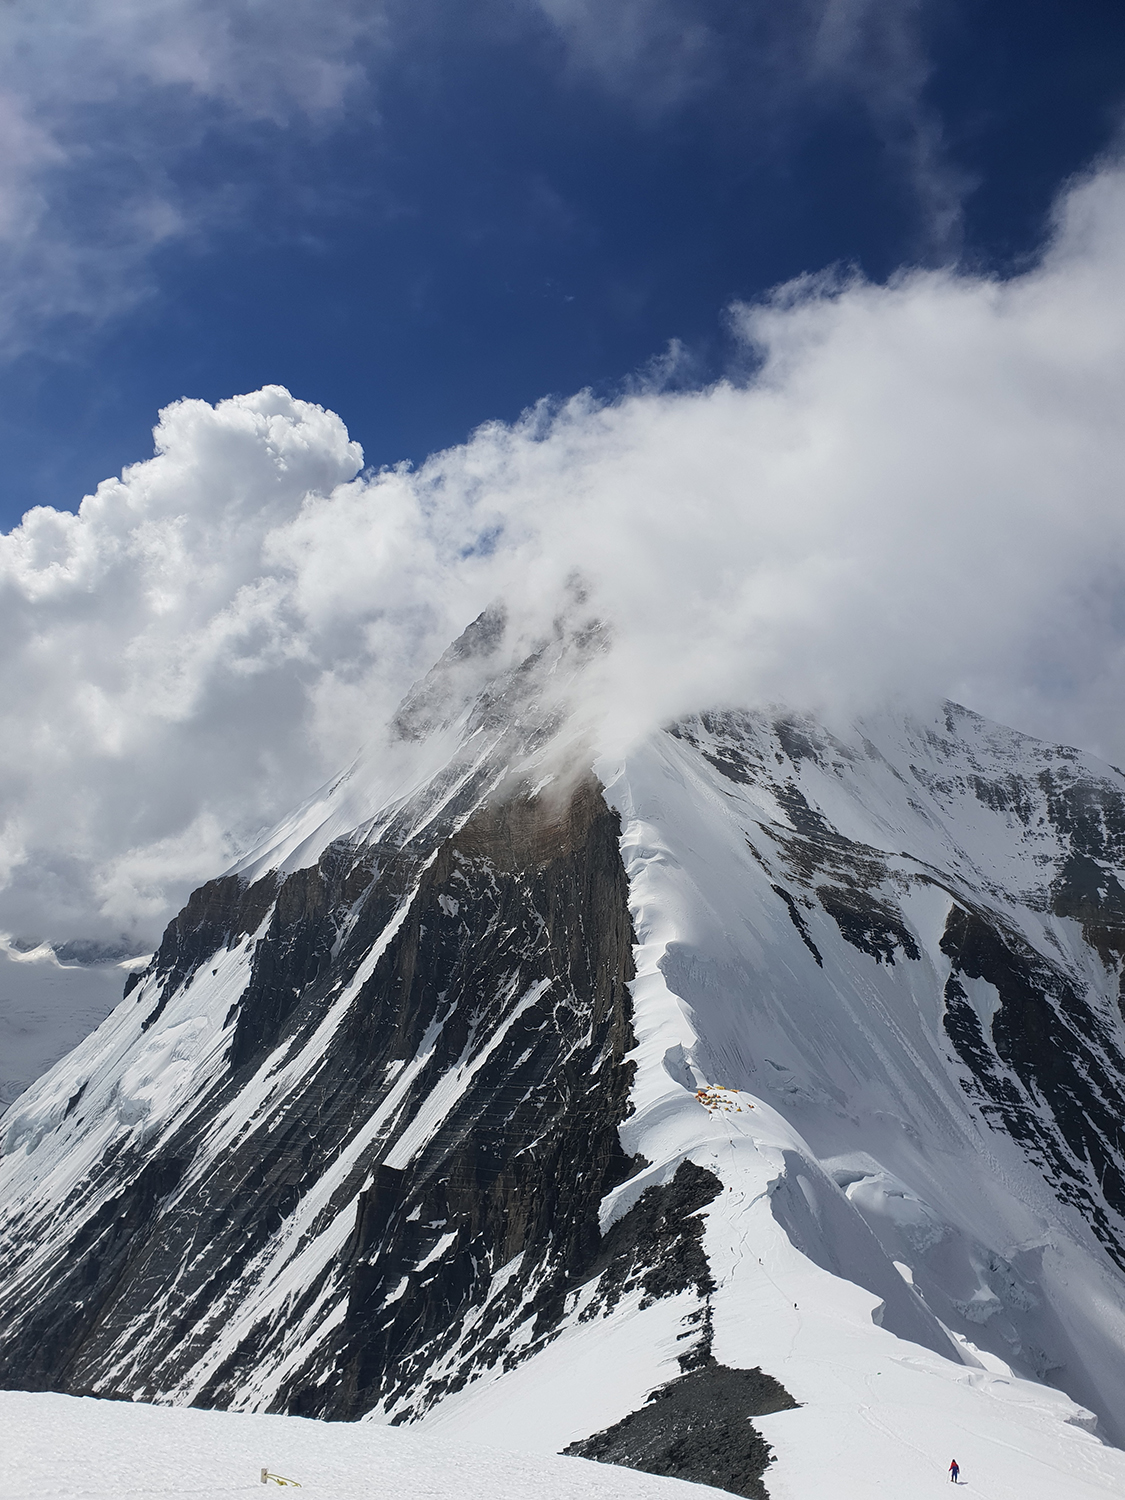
[808,0,968,257]
[4,0,373,121]
[5,161,1125,945]
[0,0,380,345]
[528,0,965,254]
[529,0,715,114]
[0,0,972,349]
[0,387,369,943]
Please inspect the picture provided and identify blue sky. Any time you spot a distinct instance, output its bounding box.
[0,0,1122,528]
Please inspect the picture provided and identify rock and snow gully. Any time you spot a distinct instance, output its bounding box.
[4,613,1125,1499]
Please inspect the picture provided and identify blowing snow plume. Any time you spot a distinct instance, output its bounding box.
[3,159,1125,945]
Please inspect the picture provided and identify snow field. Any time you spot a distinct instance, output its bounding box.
[382,712,1125,1498]
[0,1391,735,1500]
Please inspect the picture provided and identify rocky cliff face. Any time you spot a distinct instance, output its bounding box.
[0,752,648,1417]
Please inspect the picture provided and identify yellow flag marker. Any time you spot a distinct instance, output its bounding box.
[261,1469,302,1487]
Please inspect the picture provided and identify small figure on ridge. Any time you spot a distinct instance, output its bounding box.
[949,1458,960,1484]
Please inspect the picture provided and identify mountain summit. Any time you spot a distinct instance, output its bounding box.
[4,611,1125,1498]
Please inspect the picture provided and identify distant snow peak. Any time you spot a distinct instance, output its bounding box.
[0,931,150,1106]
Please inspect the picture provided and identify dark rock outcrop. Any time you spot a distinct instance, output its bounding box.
[940,902,1125,1268]
[565,1360,797,1500]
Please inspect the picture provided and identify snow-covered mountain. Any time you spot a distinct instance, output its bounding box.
[5,609,1125,1500]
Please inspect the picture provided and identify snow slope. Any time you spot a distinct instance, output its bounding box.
[0,1390,731,1500]
[605,707,1125,1429]
[418,1091,1125,1500]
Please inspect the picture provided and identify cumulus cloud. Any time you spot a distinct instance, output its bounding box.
[5,160,1125,945]
[0,388,367,943]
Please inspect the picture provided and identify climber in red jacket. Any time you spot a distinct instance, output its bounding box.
[949,1459,960,1483]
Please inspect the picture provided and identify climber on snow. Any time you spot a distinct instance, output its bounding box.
[949,1458,960,1483]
